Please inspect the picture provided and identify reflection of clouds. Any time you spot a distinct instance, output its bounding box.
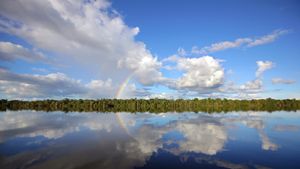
[0,111,282,155]
[0,111,286,153]
[126,114,228,156]
[132,125,164,154]
[259,131,278,151]
[245,119,278,151]
[273,124,300,132]
[222,112,280,151]
[193,156,250,169]
[0,111,35,130]
[0,111,118,142]
[176,122,227,155]
[245,120,264,129]
[1,111,299,169]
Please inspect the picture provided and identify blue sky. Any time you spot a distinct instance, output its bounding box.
[0,0,299,99]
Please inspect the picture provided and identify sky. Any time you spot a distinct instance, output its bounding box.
[0,0,299,100]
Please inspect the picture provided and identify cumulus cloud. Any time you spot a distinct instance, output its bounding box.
[0,41,47,62]
[156,58,275,99]
[0,0,163,85]
[272,78,296,85]
[163,56,224,93]
[191,29,289,54]
[176,56,224,88]
[118,53,164,85]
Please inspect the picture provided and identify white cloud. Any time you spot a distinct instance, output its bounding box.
[192,38,251,55]
[247,29,289,47]
[191,29,289,55]
[272,78,296,85]
[118,53,164,85]
[0,68,86,98]
[0,0,163,85]
[145,92,176,99]
[163,57,275,99]
[214,60,276,99]
[236,61,273,95]
[0,41,47,62]
[237,61,274,96]
[256,61,274,77]
[168,56,224,92]
[240,79,263,91]
[0,68,146,99]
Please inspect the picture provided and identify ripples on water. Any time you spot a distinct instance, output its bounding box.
[0,111,300,169]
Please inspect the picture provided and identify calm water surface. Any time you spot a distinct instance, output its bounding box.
[0,111,300,169]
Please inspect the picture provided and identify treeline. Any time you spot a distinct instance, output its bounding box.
[1,98,300,113]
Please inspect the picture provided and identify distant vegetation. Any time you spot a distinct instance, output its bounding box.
[1,98,300,113]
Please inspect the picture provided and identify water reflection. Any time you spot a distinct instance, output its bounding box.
[0,111,300,169]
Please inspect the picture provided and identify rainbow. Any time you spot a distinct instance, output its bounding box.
[114,73,134,138]
[115,73,134,99]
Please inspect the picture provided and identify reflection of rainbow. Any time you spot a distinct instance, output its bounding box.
[115,73,134,137]
[115,112,132,137]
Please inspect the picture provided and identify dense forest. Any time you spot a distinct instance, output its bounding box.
[1,98,300,113]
